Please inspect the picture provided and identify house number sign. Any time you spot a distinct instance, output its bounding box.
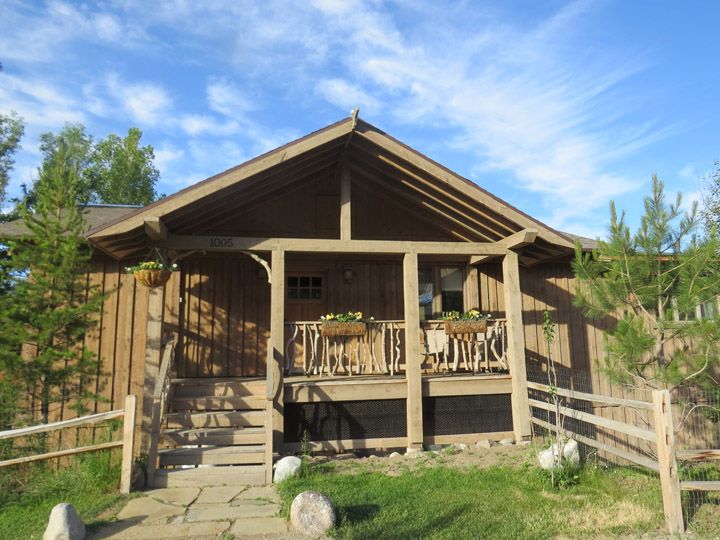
[209,237,234,248]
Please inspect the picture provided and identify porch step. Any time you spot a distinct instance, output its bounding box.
[172,378,265,398]
[166,410,265,429]
[152,465,266,488]
[172,395,265,412]
[159,445,265,466]
[161,427,266,446]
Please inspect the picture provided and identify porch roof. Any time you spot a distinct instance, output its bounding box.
[85,114,585,264]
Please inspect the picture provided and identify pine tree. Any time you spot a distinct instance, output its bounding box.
[573,175,720,390]
[0,141,103,428]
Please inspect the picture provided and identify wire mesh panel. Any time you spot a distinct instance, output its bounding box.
[673,388,720,535]
[284,399,407,443]
[422,394,513,436]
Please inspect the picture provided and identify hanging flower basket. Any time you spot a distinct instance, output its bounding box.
[126,261,178,288]
[444,319,487,335]
[133,269,172,288]
[321,321,367,337]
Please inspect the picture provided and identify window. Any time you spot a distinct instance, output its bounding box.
[418,266,465,320]
[673,296,719,321]
[287,275,323,300]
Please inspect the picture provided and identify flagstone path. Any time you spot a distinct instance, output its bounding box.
[91,485,303,539]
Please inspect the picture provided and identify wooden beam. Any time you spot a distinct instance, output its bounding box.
[120,394,137,494]
[340,163,351,240]
[144,217,168,242]
[164,235,521,256]
[653,389,684,534]
[403,251,423,450]
[140,286,165,454]
[502,250,532,441]
[265,249,285,483]
[503,229,538,249]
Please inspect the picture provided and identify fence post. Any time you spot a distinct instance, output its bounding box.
[652,389,683,533]
[120,394,137,495]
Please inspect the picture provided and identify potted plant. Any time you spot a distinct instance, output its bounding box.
[442,309,491,335]
[125,261,178,288]
[319,311,371,336]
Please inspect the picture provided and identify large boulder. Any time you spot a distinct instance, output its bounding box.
[273,456,302,483]
[538,439,580,470]
[43,503,86,540]
[290,491,336,537]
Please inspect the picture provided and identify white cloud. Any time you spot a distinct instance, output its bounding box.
[178,114,240,137]
[317,78,381,115]
[206,78,255,118]
[104,73,172,126]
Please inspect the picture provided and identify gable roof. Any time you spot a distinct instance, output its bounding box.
[0,205,141,239]
[86,114,578,262]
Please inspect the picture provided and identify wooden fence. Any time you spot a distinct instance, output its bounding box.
[0,394,137,494]
[528,382,719,534]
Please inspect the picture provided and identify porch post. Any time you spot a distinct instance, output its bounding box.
[403,251,423,451]
[502,250,532,441]
[265,249,285,483]
[140,286,164,453]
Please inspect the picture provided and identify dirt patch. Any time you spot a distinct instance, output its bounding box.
[307,443,534,477]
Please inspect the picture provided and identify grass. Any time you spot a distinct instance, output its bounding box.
[0,449,129,539]
[278,459,665,540]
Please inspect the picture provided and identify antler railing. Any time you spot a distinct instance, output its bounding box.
[284,319,508,377]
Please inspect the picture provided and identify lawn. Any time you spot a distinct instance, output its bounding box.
[0,449,129,539]
[278,450,666,540]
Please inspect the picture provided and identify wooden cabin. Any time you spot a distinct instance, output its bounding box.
[2,113,602,488]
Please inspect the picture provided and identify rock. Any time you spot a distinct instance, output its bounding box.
[43,503,86,540]
[367,454,377,460]
[290,491,336,537]
[475,439,493,449]
[516,440,532,446]
[453,443,468,452]
[426,444,444,452]
[388,451,402,459]
[273,456,302,483]
[499,438,515,446]
[538,439,580,470]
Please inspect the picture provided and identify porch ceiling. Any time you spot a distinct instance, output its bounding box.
[86,114,577,264]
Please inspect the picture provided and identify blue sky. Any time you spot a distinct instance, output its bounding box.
[1,0,718,238]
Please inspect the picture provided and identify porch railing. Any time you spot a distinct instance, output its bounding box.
[283,318,508,377]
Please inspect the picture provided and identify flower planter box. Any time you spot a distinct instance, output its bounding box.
[133,269,172,288]
[444,319,487,335]
[320,321,367,337]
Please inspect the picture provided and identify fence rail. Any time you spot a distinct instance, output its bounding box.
[0,394,137,494]
[528,380,719,534]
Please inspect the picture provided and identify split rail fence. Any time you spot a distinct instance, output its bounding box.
[0,394,137,494]
[528,380,719,534]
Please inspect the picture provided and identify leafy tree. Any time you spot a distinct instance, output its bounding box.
[702,160,720,231]
[0,141,103,428]
[86,127,159,205]
[573,175,720,390]
[0,111,24,203]
[36,123,94,204]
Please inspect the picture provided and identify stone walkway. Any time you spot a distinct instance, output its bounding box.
[91,485,300,539]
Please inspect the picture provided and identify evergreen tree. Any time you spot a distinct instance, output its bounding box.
[0,141,103,427]
[573,175,720,390]
[702,160,720,230]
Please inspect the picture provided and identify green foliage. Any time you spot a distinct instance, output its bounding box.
[85,127,160,205]
[441,309,490,321]
[573,175,720,390]
[124,260,178,273]
[22,124,160,207]
[0,111,24,203]
[0,449,127,539]
[702,160,720,231]
[0,141,104,426]
[278,462,663,539]
[321,311,368,322]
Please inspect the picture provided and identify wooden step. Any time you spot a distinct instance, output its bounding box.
[172,378,265,398]
[152,465,266,488]
[161,427,265,446]
[159,445,265,466]
[172,395,265,412]
[166,410,265,429]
